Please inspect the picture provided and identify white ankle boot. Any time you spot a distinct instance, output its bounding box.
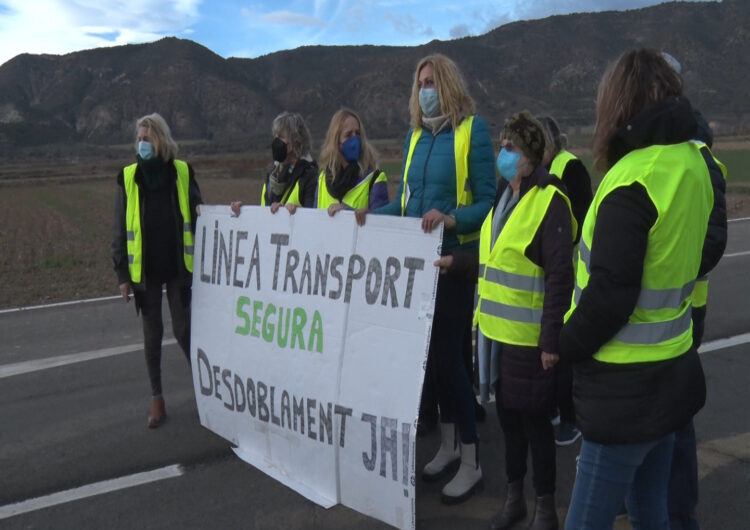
[441,441,483,504]
[422,422,460,481]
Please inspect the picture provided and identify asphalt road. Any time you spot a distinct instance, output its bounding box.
[1,219,749,529]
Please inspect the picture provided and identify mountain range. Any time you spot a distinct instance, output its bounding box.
[0,0,748,156]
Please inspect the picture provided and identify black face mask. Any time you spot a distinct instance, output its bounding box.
[271,137,288,163]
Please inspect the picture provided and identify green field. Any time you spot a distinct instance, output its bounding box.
[0,145,748,309]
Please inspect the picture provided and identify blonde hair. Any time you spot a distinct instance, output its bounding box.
[272,112,312,158]
[593,48,683,171]
[135,113,178,160]
[319,108,378,182]
[409,54,475,130]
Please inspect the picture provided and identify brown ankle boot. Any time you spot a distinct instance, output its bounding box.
[489,480,527,530]
[527,494,558,530]
[148,396,166,428]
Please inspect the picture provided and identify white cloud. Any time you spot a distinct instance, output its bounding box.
[255,10,326,27]
[0,0,201,66]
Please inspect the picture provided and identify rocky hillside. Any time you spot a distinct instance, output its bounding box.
[0,0,748,155]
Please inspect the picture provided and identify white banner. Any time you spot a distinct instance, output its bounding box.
[191,205,440,529]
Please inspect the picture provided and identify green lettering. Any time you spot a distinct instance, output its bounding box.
[251,300,263,338]
[277,308,291,348]
[308,310,323,353]
[262,303,276,342]
[291,307,307,350]
[235,296,251,335]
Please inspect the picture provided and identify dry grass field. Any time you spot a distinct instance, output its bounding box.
[1,142,748,310]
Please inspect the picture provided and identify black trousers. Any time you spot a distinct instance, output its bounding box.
[139,276,191,396]
[496,397,556,496]
[424,273,478,444]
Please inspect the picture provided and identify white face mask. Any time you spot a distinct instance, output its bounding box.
[419,88,440,117]
[138,141,154,160]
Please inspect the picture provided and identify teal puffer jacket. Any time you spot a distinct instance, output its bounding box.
[375,115,496,253]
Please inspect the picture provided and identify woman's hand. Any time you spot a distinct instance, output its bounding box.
[421,209,450,233]
[270,202,282,213]
[119,282,132,303]
[434,255,454,275]
[541,351,559,370]
[355,208,369,226]
[328,203,344,217]
[285,203,298,215]
[230,201,243,216]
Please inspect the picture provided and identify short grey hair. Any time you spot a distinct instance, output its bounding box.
[272,112,312,157]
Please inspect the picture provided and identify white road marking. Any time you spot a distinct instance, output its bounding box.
[699,332,750,354]
[0,339,176,379]
[723,250,750,258]
[0,294,121,315]
[728,217,750,223]
[0,465,184,520]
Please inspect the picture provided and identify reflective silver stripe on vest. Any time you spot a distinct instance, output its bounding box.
[484,266,544,293]
[614,308,692,345]
[185,246,194,256]
[480,298,542,324]
[579,239,591,273]
[636,280,695,310]
[574,284,582,305]
[183,223,191,232]
[126,231,135,241]
[478,264,485,277]
[128,255,134,264]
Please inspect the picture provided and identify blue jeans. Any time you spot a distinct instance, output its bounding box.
[565,433,675,529]
[668,421,699,529]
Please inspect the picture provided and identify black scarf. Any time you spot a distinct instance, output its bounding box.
[137,155,171,191]
[326,164,361,201]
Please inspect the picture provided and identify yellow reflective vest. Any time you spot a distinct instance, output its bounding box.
[476,184,576,346]
[691,144,727,309]
[400,116,478,244]
[566,141,712,363]
[123,160,194,284]
[316,169,387,209]
[549,149,578,180]
[261,179,302,207]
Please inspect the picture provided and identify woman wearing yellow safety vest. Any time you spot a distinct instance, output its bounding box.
[316,108,389,215]
[230,111,317,216]
[538,116,593,448]
[355,54,496,504]
[560,49,714,528]
[473,111,575,530]
[111,113,203,429]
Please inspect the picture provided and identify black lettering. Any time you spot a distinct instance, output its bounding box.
[217,230,233,286]
[245,234,261,291]
[403,257,425,309]
[270,386,281,426]
[233,231,247,288]
[281,391,291,429]
[222,369,235,410]
[314,254,330,296]
[270,233,290,291]
[344,254,366,303]
[197,348,212,395]
[246,378,256,417]
[319,402,333,445]
[328,256,344,299]
[334,405,353,448]
[212,365,222,400]
[365,258,383,305]
[234,374,246,412]
[257,381,269,422]
[200,227,211,283]
[293,395,305,435]
[284,250,300,293]
[361,413,377,471]
[382,257,401,307]
[380,416,398,480]
[307,398,317,441]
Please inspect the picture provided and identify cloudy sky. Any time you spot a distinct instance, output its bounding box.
[0,0,716,66]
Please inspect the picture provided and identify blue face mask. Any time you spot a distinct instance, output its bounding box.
[419,88,441,118]
[496,149,521,181]
[341,135,361,163]
[138,141,154,160]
